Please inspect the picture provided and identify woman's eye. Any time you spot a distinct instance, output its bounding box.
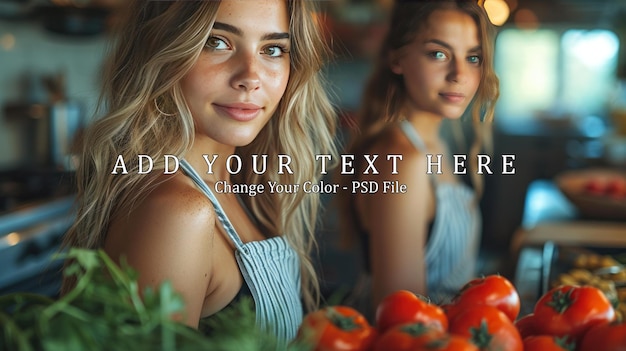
[468,55,482,64]
[429,51,447,60]
[205,37,229,50]
[263,45,287,58]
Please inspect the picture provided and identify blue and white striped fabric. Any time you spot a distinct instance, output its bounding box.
[399,120,481,303]
[180,159,303,346]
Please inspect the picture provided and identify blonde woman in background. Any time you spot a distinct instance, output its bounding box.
[61,0,337,344]
[340,0,499,317]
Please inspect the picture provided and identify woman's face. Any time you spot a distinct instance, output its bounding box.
[181,0,290,147]
[391,9,482,119]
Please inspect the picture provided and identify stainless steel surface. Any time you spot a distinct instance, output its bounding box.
[0,168,75,214]
[0,195,74,238]
[594,265,625,275]
[3,71,83,170]
[0,195,75,297]
[48,102,82,169]
[514,245,543,316]
[540,240,556,296]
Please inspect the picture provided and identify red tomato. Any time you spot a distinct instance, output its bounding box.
[579,320,626,351]
[605,178,626,198]
[375,290,448,334]
[584,179,607,195]
[373,322,444,351]
[514,313,539,339]
[297,306,377,351]
[522,335,576,351]
[415,334,480,351]
[532,285,615,341]
[445,275,521,322]
[448,304,523,351]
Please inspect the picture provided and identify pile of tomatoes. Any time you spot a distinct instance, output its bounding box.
[294,275,626,350]
[582,177,626,198]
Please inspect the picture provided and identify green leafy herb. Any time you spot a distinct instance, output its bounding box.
[0,248,309,351]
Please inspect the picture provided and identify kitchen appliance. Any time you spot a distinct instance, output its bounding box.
[3,71,83,170]
[1,69,79,298]
[0,167,77,298]
[47,101,82,170]
[0,0,116,35]
[0,167,75,213]
[0,195,75,298]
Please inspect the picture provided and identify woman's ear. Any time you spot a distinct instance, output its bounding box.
[388,50,403,75]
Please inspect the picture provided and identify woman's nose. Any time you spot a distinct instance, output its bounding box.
[447,58,468,84]
[231,51,261,92]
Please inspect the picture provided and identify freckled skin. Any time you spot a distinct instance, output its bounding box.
[104,0,291,328]
[181,0,290,150]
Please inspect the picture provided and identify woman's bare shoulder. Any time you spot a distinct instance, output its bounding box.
[106,173,217,253]
[104,173,218,326]
[138,174,215,228]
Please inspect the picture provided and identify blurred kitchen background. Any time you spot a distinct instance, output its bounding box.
[1,0,626,308]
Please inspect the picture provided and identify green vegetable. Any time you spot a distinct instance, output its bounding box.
[0,248,309,351]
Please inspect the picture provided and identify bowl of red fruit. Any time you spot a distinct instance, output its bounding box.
[555,168,626,221]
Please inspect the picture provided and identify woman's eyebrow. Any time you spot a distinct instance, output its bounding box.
[262,32,290,41]
[424,39,453,49]
[213,22,242,36]
[424,39,481,53]
[212,22,290,41]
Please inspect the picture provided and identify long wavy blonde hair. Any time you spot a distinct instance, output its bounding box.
[61,0,337,312]
[339,0,499,246]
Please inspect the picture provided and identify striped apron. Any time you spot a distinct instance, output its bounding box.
[180,159,303,346]
[400,120,482,303]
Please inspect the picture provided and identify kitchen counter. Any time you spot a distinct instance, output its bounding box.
[512,221,626,253]
[512,179,626,252]
[0,195,75,297]
[512,179,626,315]
[0,195,75,238]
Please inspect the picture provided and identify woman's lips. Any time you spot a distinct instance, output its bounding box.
[439,92,465,103]
[214,103,262,122]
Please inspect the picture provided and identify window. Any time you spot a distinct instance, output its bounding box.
[494,28,619,122]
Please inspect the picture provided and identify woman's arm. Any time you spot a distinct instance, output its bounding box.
[104,175,215,328]
[356,143,435,308]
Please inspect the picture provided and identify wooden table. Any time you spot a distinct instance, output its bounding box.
[511,221,626,254]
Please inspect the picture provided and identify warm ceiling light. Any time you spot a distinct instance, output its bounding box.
[377,0,394,11]
[5,232,20,246]
[1,34,15,51]
[484,0,511,26]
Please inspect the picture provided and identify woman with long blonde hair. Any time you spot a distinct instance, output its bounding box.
[340,0,499,316]
[61,0,337,343]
